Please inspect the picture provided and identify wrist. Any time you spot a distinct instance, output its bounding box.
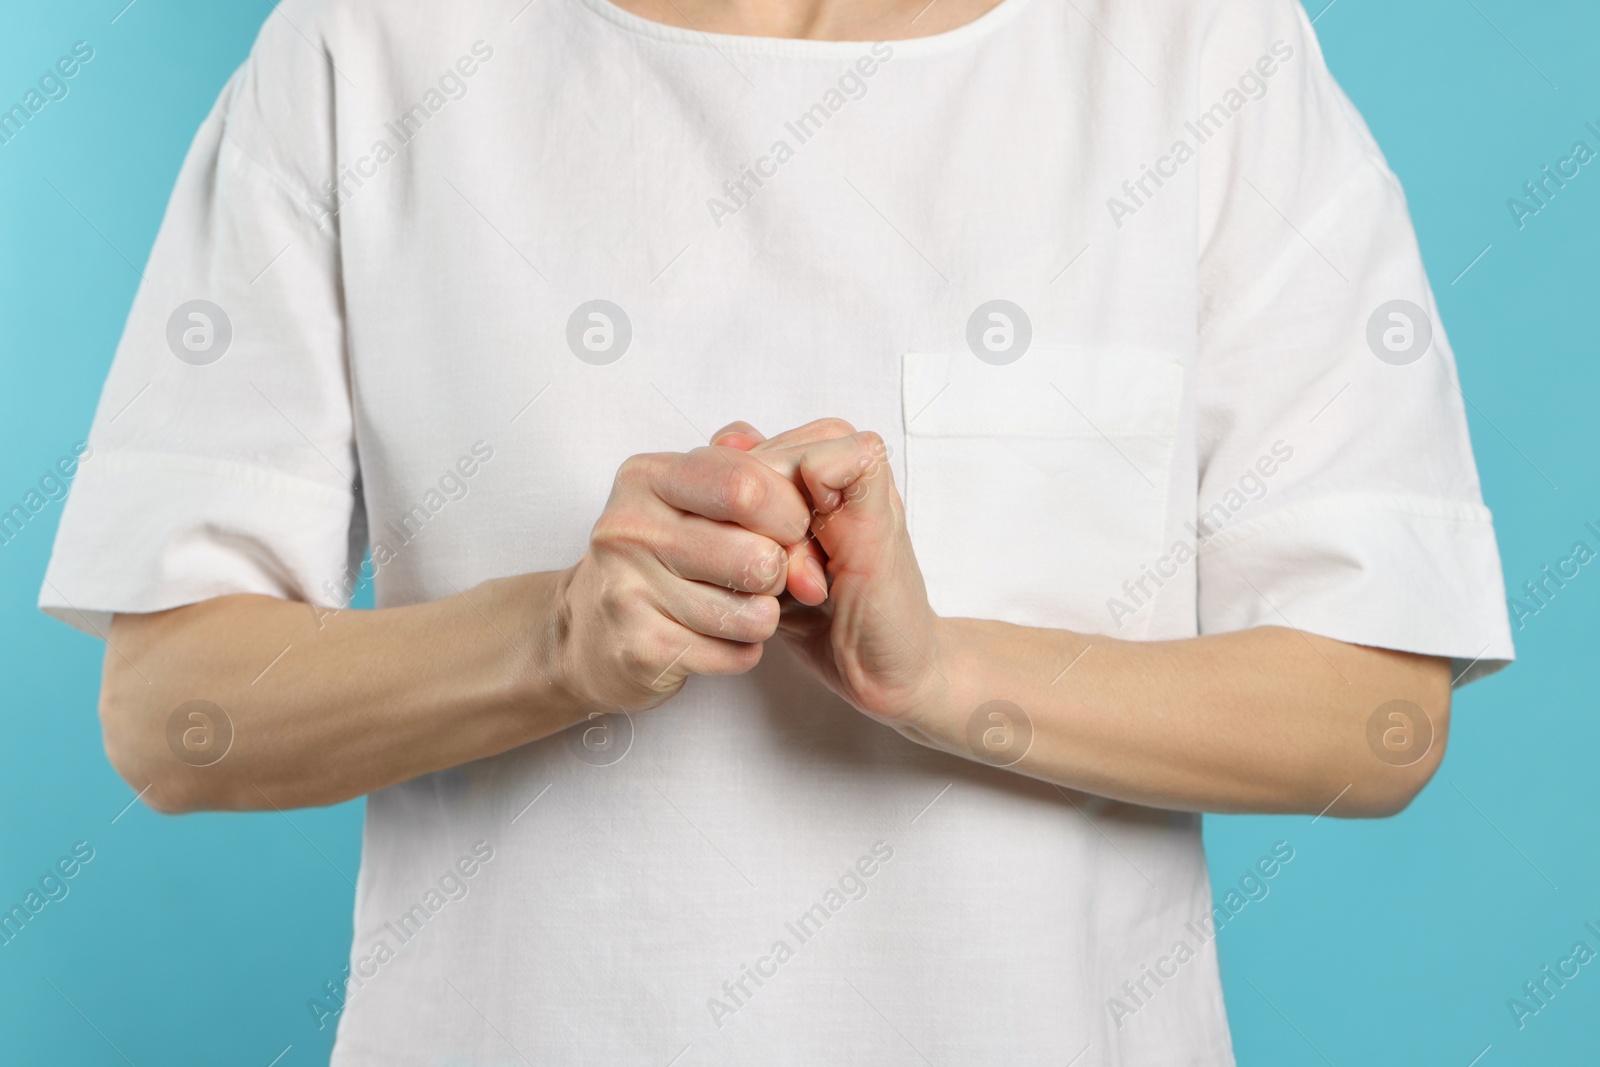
[898,618,1035,771]
[502,566,592,732]
[895,615,970,739]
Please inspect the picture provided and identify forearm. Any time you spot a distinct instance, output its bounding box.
[905,620,1453,817]
[102,572,579,813]
[98,441,829,815]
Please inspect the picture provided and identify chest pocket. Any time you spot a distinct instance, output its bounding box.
[900,348,1184,638]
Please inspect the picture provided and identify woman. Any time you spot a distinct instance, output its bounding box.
[43,0,1512,1062]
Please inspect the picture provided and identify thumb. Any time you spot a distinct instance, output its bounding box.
[707,420,829,606]
[710,421,766,450]
[803,432,902,569]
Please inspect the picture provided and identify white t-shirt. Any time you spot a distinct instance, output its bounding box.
[42,0,1514,1062]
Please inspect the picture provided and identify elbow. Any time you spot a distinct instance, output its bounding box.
[98,607,264,815]
[1347,758,1440,818]
[1338,694,1452,819]
[98,677,221,816]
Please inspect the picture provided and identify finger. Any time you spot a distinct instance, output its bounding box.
[710,420,767,450]
[659,459,819,600]
[796,432,893,515]
[744,417,858,460]
[657,578,781,644]
[646,628,766,693]
[654,511,790,596]
[712,418,865,492]
[784,537,830,606]
[795,432,901,562]
[710,419,861,604]
[649,447,813,546]
[692,429,828,603]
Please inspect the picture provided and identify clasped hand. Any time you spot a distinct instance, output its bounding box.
[558,418,947,728]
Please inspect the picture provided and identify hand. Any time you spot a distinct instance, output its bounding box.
[711,419,948,725]
[556,445,817,711]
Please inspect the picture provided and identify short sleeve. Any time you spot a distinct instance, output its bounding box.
[39,4,361,638]
[1192,0,1513,686]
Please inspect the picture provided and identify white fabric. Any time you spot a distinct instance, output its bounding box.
[41,0,1514,1062]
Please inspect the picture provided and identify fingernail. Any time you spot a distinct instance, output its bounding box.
[804,556,827,595]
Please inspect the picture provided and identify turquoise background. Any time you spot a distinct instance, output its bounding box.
[1,1,1595,1063]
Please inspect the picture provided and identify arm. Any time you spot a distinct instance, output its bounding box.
[100,445,825,814]
[728,420,1452,819]
[920,620,1450,817]
[103,578,565,814]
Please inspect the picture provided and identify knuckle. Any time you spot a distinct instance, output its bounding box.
[710,593,778,640]
[710,607,743,637]
[597,574,643,617]
[855,430,887,458]
[621,625,677,676]
[589,512,623,546]
[614,453,654,487]
[813,417,856,438]
[715,464,765,517]
[735,541,787,592]
[744,594,781,633]
[590,510,651,552]
[720,640,764,673]
[619,643,656,678]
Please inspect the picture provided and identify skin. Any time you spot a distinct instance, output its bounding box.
[103,444,824,812]
[723,420,1452,819]
[103,416,1451,817]
[607,0,1011,40]
[98,0,1453,817]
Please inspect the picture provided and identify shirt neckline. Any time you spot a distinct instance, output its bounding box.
[573,0,1035,58]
